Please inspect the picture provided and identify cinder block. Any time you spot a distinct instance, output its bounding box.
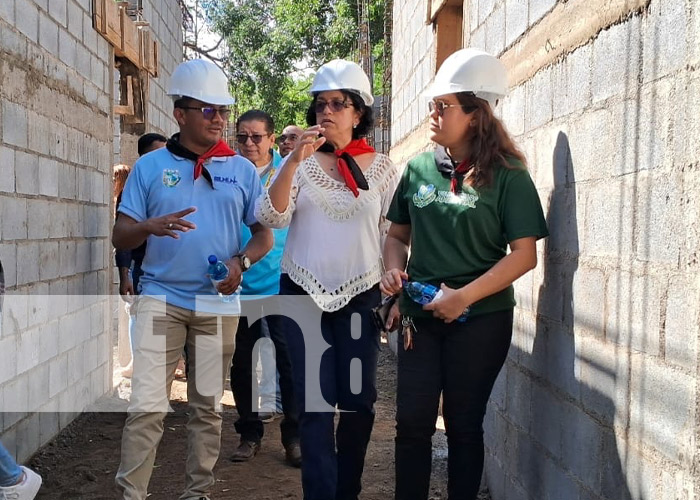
[0,336,18,385]
[530,383,562,459]
[581,180,634,258]
[543,458,582,500]
[48,0,67,27]
[513,427,546,499]
[15,0,39,43]
[641,0,687,83]
[26,363,49,413]
[0,146,16,194]
[633,172,681,264]
[526,66,553,131]
[38,320,59,364]
[0,0,14,25]
[553,44,592,118]
[560,402,602,489]
[27,199,51,239]
[544,326,579,400]
[67,0,83,37]
[16,241,39,285]
[664,276,699,371]
[82,11,98,51]
[76,43,91,81]
[48,353,68,398]
[601,434,658,500]
[39,241,60,280]
[58,28,77,68]
[505,0,528,47]
[2,101,28,149]
[67,344,85,384]
[502,83,525,137]
[479,0,497,25]
[629,357,695,463]
[471,24,486,51]
[38,156,58,197]
[16,326,41,376]
[49,202,68,239]
[572,267,605,338]
[15,151,39,196]
[528,0,556,26]
[486,2,506,56]
[58,240,77,277]
[605,270,661,355]
[505,367,532,431]
[15,412,41,463]
[38,403,60,449]
[57,163,76,200]
[75,240,90,273]
[592,16,641,103]
[38,11,59,54]
[3,371,29,415]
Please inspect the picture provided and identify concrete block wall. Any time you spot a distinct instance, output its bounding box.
[391,0,699,499]
[0,0,183,462]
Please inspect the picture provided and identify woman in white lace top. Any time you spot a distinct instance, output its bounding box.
[255,60,398,500]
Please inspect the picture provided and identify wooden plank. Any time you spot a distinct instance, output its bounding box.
[120,8,141,66]
[114,76,134,116]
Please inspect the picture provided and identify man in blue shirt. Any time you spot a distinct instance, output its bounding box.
[112,59,273,500]
[229,110,300,467]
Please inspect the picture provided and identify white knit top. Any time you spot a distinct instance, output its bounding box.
[255,153,399,311]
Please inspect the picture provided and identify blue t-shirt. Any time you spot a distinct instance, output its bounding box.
[240,149,288,297]
[118,147,263,314]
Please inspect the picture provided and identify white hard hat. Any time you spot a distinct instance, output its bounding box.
[168,59,235,105]
[310,59,374,106]
[424,48,508,108]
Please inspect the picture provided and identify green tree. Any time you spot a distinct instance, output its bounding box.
[199,0,386,131]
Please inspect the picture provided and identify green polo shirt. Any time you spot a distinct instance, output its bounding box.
[386,152,549,318]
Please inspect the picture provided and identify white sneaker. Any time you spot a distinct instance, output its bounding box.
[0,466,42,500]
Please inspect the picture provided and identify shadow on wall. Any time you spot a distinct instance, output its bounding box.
[523,132,634,500]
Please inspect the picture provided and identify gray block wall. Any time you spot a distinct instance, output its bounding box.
[0,0,182,462]
[391,0,699,498]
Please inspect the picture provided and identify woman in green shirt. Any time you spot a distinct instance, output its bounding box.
[381,48,548,500]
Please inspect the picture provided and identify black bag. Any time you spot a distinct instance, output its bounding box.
[371,294,397,334]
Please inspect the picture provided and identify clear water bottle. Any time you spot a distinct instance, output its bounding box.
[207,255,236,303]
[403,280,470,322]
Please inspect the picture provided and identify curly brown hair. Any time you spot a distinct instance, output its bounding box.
[456,92,526,188]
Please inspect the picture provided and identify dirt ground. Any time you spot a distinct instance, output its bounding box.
[27,343,491,499]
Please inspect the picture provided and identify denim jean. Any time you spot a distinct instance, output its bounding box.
[395,309,513,500]
[279,274,381,500]
[0,443,22,487]
[230,297,299,446]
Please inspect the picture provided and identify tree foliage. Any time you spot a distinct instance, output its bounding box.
[199,0,387,130]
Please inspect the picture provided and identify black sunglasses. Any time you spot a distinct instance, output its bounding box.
[314,99,353,113]
[177,106,231,120]
[428,100,478,117]
[236,133,271,145]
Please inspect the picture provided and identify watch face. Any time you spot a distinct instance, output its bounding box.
[241,255,251,270]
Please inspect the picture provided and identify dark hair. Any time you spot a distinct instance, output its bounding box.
[455,92,526,188]
[173,97,191,109]
[138,133,168,156]
[236,109,275,134]
[306,91,374,139]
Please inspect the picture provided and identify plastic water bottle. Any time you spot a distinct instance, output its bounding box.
[207,255,236,303]
[403,280,470,322]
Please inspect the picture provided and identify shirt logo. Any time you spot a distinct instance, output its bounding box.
[412,184,437,208]
[214,175,238,185]
[163,169,181,187]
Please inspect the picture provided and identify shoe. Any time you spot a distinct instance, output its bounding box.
[259,411,283,424]
[0,466,42,500]
[230,440,260,462]
[284,441,302,468]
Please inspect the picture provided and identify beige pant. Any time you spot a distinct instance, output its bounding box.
[115,297,238,500]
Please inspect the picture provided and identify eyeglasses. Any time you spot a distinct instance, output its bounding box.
[314,99,353,113]
[428,101,478,117]
[278,134,299,143]
[178,106,232,120]
[236,133,271,145]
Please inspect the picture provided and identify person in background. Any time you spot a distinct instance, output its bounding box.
[277,124,304,157]
[256,59,399,500]
[380,48,549,500]
[115,133,168,378]
[229,110,301,467]
[113,59,273,500]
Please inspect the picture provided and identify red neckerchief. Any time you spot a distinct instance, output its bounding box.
[451,159,472,194]
[194,140,236,180]
[329,138,375,197]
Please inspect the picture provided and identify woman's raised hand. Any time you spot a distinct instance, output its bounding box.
[287,125,326,165]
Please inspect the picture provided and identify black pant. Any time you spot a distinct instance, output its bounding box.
[395,310,513,500]
[279,274,380,500]
[230,297,299,446]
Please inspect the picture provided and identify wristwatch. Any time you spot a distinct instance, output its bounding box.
[235,253,251,272]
